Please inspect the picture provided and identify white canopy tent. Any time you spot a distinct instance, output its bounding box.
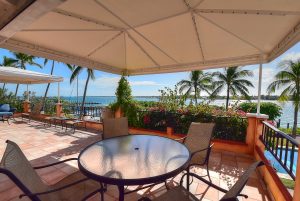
[0,67,63,102]
[1,0,300,113]
[0,67,63,84]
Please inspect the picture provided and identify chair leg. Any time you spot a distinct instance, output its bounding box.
[186,167,190,192]
[206,163,212,182]
[100,183,105,201]
[164,181,170,190]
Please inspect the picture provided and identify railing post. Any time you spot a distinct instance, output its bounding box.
[246,113,269,154]
[56,103,62,117]
[293,147,300,201]
[23,101,30,113]
[167,127,174,137]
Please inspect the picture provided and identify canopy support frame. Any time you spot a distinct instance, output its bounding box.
[257,56,263,114]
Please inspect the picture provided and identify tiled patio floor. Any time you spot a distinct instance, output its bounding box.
[0,118,271,201]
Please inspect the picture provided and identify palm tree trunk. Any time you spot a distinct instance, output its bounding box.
[194,85,197,105]
[292,104,299,138]
[42,60,55,109]
[15,84,19,97]
[2,83,6,90]
[226,86,230,110]
[80,74,90,118]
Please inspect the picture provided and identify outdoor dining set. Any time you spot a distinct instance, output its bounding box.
[19,102,87,133]
[0,117,264,201]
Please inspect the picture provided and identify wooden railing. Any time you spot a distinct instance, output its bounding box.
[261,121,299,180]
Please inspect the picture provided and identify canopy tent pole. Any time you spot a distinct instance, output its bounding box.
[77,76,79,106]
[26,84,29,102]
[58,82,60,103]
[257,57,263,114]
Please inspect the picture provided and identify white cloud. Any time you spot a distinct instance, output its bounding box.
[253,67,276,83]
[87,77,120,88]
[86,76,161,88]
[129,81,160,86]
[281,52,300,62]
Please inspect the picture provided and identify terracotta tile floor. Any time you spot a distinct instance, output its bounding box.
[0,119,271,201]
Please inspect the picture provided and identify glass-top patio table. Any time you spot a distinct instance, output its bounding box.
[78,134,191,201]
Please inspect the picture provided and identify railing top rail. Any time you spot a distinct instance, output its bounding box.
[263,121,299,146]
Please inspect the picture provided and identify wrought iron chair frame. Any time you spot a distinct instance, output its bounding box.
[0,140,104,201]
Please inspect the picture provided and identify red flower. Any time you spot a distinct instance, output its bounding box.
[143,115,150,124]
[237,110,246,116]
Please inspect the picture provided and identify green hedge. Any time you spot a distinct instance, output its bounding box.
[133,109,248,142]
[238,102,282,120]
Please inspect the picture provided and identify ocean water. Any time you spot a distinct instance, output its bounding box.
[61,96,299,128]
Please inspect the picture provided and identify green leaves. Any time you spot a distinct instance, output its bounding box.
[10,52,42,69]
[158,84,186,111]
[267,59,300,136]
[116,75,132,107]
[177,70,213,104]
[239,102,282,120]
[211,66,254,109]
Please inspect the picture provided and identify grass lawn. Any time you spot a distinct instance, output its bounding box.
[279,127,300,135]
[280,178,295,189]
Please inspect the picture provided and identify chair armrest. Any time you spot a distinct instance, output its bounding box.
[190,143,214,158]
[174,136,187,143]
[19,177,90,199]
[181,172,228,193]
[33,158,78,169]
[180,172,248,198]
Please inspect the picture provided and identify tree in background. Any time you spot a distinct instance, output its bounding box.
[177,70,212,105]
[41,59,60,109]
[211,66,254,110]
[1,56,17,90]
[115,75,133,108]
[267,60,300,137]
[112,75,139,125]
[67,64,95,118]
[6,52,42,96]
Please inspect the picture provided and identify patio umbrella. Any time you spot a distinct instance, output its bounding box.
[1,0,300,113]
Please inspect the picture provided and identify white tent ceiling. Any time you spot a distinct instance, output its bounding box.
[0,0,300,75]
[0,67,63,84]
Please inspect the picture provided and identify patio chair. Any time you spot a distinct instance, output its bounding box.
[22,102,43,122]
[176,122,215,182]
[0,104,16,124]
[102,117,129,139]
[0,140,104,201]
[141,161,264,201]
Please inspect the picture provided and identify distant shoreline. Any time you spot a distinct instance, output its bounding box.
[52,95,282,101]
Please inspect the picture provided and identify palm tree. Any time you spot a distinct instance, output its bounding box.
[267,60,300,137]
[177,70,212,105]
[67,64,95,118]
[211,66,254,110]
[1,56,17,90]
[6,52,42,96]
[41,59,59,109]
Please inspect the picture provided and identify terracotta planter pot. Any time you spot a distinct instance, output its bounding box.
[167,127,174,136]
[115,107,123,118]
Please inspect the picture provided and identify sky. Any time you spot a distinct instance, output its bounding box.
[1,42,300,97]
